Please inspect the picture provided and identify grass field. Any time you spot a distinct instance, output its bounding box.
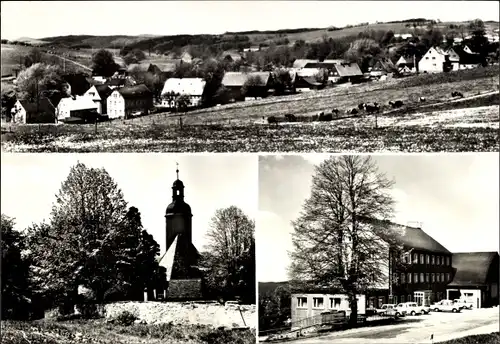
[2,65,498,153]
[1,319,256,344]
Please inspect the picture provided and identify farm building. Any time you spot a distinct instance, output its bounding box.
[450,46,485,70]
[56,96,99,123]
[333,62,364,83]
[221,71,273,101]
[418,47,453,73]
[106,84,153,119]
[369,57,398,77]
[221,50,243,63]
[446,252,499,309]
[290,218,500,324]
[11,98,56,124]
[291,293,366,323]
[160,78,207,109]
[155,60,183,78]
[396,56,416,72]
[295,76,325,92]
[84,84,113,115]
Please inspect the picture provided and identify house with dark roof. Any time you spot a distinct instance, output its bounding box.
[446,252,499,308]
[294,76,325,92]
[11,98,56,124]
[221,71,273,101]
[448,46,485,70]
[290,217,498,324]
[369,57,398,77]
[333,62,364,83]
[84,85,113,115]
[106,84,153,119]
[221,50,243,63]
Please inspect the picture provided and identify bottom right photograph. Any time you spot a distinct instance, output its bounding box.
[257,154,499,344]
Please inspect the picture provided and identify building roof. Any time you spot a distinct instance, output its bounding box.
[94,84,113,99]
[452,46,485,65]
[293,59,319,69]
[372,58,398,73]
[106,77,136,87]
[358,216,451,254]
[221,50,243,62]
[397,56,415,65]
[117,84,152,98]
[221,72,271,87]
[161,78,206,97]
[449,252,499,287]
[155,59,182,73]
[58,96,98,111]
[19,98,55,115]
[334,62,363,77]
[296,76,323,87]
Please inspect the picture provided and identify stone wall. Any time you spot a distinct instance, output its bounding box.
[104,301,256,329]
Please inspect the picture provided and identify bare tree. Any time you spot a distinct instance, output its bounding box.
[202,206,255,303]
[289,156,404,326]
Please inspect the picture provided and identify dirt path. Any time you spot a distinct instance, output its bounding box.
[51,54,92,71]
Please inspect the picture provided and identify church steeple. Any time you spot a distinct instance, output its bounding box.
[172,162,184,201]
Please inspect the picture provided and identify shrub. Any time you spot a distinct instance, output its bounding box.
[114,310,138,326]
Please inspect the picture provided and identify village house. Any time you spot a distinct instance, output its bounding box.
[160,78,207,109]
[446,46,484,70]
[294,76,325,92]
[106,76,137,90]
[106,84,153,119]
[11,98,56,124]
[155,60,182,78]
[221,71,273,101]
[221,50,243,63]
[290,219,499,325]
[84,84,113,115]
[369,57,398,78]
[396,56,417,72]
[418,46,453,73]
[333,62,364,83]
[56,96,99,123]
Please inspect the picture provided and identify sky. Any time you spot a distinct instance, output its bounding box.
[1,1,499,40]
[257,153,500,282]
[1,153,258,254]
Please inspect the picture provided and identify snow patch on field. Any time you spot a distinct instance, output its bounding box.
[104,302,256,329]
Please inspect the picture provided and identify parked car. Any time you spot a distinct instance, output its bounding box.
[403,302,429,315]
[454,299,474,310]
[375,304,396,315]
[431,300,461,313]
[395,303,409,316]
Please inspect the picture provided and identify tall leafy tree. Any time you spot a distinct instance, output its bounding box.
[92,49,118,77]
[1,215,32,320]
[344,39,382,72]
[202,206,255,303]
[15,63,64,102]
[289,156,404,326]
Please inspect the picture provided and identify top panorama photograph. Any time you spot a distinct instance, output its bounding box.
[1,1,499,153]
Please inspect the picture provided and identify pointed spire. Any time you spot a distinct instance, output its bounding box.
[176,162,179,180]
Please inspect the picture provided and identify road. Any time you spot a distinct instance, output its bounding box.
[291,307,499,344]
[50,53,92,71]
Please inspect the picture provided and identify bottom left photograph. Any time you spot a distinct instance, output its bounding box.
[1,153,257,344]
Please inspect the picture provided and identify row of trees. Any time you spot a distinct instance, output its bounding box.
[1,162,256,320]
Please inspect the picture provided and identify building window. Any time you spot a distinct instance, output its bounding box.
[408,273,412,283]
[414,273,419,283]
[446,273,450,282]
[408,294,412,302]
[437,274,442,282]
[426,254,430,264]
[313,297,324,309]
[431,255,435,265]
[393,273,399,284]
[394,296,398,304]
[420,273,424,282]
[426,57,429,60]
[401,273,406,283]
[297,297,307,308]
[426,273,430,283]
[420,254,424,264]
[446,257,450,266]
[413,253,418,264]
[441,273,445,283]
[432,57,436,60]
[330,297,341,309]
[401,295,405,303]
[431,273,435,282]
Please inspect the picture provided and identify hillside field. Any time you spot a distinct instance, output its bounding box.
[2,66,498,153]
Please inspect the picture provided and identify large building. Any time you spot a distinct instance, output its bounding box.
[290,220,499,324]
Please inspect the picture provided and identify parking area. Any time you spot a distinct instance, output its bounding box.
[292,307,499,344]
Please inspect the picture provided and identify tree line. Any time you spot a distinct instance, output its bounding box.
[1,162,255,320]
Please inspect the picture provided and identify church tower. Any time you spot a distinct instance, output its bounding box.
[158,164,203,301]
[165,165,193,250]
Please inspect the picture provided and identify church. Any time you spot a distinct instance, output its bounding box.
[147,166,207,301]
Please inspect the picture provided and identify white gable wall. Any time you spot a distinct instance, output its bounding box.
[11,100,27,124]
[106,91,126,119]
[418,47,447,73]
